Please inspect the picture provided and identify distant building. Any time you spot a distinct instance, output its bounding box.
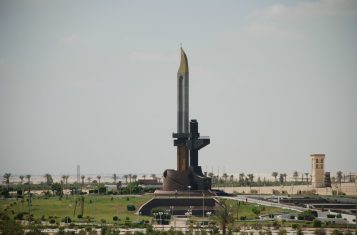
[311,154,325,188]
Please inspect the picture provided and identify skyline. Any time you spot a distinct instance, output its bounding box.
[1,0,357,175]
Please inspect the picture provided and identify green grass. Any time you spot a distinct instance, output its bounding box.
[0,195,152,224]
[224,200,293,220]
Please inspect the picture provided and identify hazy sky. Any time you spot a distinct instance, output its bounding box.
[1,0,356,176]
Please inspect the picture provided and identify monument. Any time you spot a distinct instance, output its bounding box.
[162,48,211,192]
[138,48,220,216]
[311,154,325,188]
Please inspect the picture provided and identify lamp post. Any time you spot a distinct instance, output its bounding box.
[188,185,191,210]
[202,193,205,217]
[170,206,175,232]
[206,211,212,234]
[159,212,163,230]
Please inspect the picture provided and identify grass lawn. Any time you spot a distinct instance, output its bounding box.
[224,199,293,220]
[0,195,152,224]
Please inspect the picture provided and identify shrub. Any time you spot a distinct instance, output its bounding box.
[278,229,287,235]
[336,214,342,218]
[314,229,326,235]
[252,207,261,215]
[240,216,247,220]
[291,224,299,229]
[127,205,136,211]
[113,216,119,221]
[77,214,83,219]
[49,218,56,224]
[327,214,336,218]
[298,210,317,221]
[331,230,343,235]
[312,219,322,227]
[62,216,72,223]
[14,212,25,220]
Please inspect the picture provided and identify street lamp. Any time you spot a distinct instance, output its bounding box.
[202,193,205,217]
[170,206,175,232]
[159,212,163,229]
[187,185,191,209]
[206,211,212,234]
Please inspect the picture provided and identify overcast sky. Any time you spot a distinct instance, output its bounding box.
[0,0,356,176]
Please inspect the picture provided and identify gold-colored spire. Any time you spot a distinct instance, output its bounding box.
[178,47,189,73]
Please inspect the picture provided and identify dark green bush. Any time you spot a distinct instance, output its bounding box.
[312,219,322,227]
[127,205,136,211]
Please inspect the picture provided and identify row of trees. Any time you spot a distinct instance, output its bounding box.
[206,170,353,188]
[2,172,160,188]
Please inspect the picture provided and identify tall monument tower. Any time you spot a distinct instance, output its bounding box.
[161,48,211,192]
[311,154,325,188]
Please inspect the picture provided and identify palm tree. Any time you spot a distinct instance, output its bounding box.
[222,173,228,186]
[132,174,137,182]
[151,174,156,181]
[97,175,101,184]
[26,174,31,194]
[293,171,299,182]
[279,174,284,185]
[80,175,85,190]
[123,175,128,184]
[239,173,245,186]
[26,174,31,184]
[214,200,234,235]
[62,175,66,188]
[272,172,278,182]
[3,173,11,190]
[336,171,343,193]
[128,174,132,183]
[87,177,92,184]
[19,175,24,184]
[229,174,234,186]
[283,173,287,183]
[44,173,53,186]
[247,174,254,184]
[113,174,117,184]
[142,174,146,181]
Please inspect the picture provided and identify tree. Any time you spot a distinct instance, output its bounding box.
[132,174,137,182]
[62,175,66,189]
[279,174,284,184]
[19,175,24,184]
[81,175,85,187]
[3,173,11,190]
[214,200,234,235]
[222,173,228,186]
[239,173,245,186]
[97,175,101,184]
[283,173,287,183]
[123,175,128,184]
[128,174,132,183]
[25,175,31,194]
[142,174,146,181]
[87,177,92,184]
[247,174,254,184]
[293,171,299,182]
[113,174,117,184]
[52,182,63,196]
[44,173,53,186]
[272,172,278,182]
[151,174,156,181]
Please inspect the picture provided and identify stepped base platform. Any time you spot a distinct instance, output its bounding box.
[138,194,222,216]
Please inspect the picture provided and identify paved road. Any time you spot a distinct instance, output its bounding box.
[218,195,306,212]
